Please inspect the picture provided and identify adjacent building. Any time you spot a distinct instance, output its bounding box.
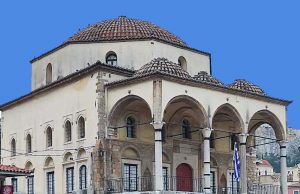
[0,16,292,194]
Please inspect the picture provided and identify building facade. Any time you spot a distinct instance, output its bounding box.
[0,16,292,194]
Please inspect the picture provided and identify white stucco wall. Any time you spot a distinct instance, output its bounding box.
[1,74,98,194]
[106,79,287,139]
[31,40,210,90]
[161,81,287,136]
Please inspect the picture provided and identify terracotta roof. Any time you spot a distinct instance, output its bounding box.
[66,16,187,47]
[193,71,224,86]
[261,160,272,167]
[0,164,33,174]
[228,79,266,96]
[30,17,210,63]
[134,58,191,79]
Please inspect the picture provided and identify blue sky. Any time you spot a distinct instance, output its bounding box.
[0,1,299,128]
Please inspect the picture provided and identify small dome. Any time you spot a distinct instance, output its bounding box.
[193,71,223,86]
[134,58,191,79]
[228,79,266,95]
[66,16,187,47]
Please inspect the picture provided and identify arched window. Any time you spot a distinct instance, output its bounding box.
[46,63,52,84]
[182,119,191,139]
[178,56,187,71]
[65,120,72,142]
[106,52,117,66]
[46,127,52,148]
[11,138,16,156]
[78,117,85,139]
[26,134,32,153]
[126,117,136,138]
[79,165,87,190]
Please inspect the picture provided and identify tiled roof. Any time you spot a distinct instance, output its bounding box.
[66,16,187,47]
[261,160,272,167]
[228,79,266,96]
[193,71,224,86]
[134,58,191,79]
[0,164,33,174]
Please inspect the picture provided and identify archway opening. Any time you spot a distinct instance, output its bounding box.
[247,110,285,174]
[163,95,208,142]
[212,104,243,152]
[109,95,152,140]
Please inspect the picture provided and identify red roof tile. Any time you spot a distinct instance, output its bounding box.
[0,164,33,174]
[66,16,187,47]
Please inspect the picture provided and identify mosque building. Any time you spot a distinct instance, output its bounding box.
[0,16,291,194]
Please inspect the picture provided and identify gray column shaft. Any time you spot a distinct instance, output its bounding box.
[280,142,288,194]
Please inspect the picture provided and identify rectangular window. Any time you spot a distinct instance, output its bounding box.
[11,178,17,192]
[66,167,74,193]
[294,191,299,194]
[123,164,137,192]
[47,171,55,194]
[27,176,34,194]
[163,167,168,191]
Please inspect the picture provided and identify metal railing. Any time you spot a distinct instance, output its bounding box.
[248,183,281,194]
[211,187,241,194]
[105,176,203,193]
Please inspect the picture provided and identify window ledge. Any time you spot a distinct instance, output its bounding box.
[46,147,53,150]
[77,138,86,142]
[64,141,73,145]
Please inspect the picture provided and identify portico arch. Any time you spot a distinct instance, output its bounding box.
[108,95,153,140]
[212,103,244,152]
[163,95,208,141]
[247,109,285,141]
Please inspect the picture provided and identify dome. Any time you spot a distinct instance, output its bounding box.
[228,79,266,95]
[66,16,187,47]
[134,58,191,79]
[193,71,223,86]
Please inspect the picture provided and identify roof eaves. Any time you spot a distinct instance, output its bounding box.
[105,72,292,106]
[30,38,210,63]
[0,61,134,110]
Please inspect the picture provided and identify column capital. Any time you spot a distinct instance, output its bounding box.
[238,133,249,144]
[202,128,212,138]
[279,140,288,147]
[151,121,165,130]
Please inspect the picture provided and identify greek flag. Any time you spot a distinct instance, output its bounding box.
[233,142,240,182]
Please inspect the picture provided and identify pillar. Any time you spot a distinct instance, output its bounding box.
[202,128,212,194]
[280,140,288,194]
[239,133,247,194]
[151,122,164,191]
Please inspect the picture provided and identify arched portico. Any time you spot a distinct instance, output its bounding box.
[246,109,287,194]
[212,103,245,193]
[163,95,209,140]
[108,95,153,141]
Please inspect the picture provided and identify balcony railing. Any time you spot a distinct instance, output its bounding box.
[106,176,203,193]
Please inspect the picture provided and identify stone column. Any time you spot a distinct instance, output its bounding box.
[152,80,163,191]
[152,122,164,191]
[239,133,247,194]
[202,128,212,194]
[280,140,288,194]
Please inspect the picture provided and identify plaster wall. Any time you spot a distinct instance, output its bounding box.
[161,81,287,138]
[32,40,210,90]
[1,74,98,194]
